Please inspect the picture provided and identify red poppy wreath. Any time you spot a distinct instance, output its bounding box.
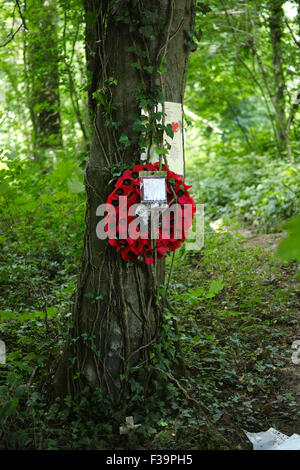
[104,162,196,265]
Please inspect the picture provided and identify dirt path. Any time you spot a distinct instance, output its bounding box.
[211,224,300,442]
[241,229,300,439]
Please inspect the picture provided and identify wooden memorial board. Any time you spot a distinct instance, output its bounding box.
[140,101,185,176]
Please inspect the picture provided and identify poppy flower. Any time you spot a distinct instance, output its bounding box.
[171,122,179,133]
[128,218,148,240]
[156,239,169,256]
[176,193,196,210]
[108,237,122,251]
[105,164,195,264]
[164,167,184,183]
[132,162,157,173]
[168,239,181,252]
[144,249,154,265]
[130,238,149,255]
[131,171,139,180]
[115,179,135,190]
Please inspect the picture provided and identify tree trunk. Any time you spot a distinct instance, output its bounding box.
[53,0,194,405]
[269,0,286,151]
[298,0,300,36]
[25,0,61,156]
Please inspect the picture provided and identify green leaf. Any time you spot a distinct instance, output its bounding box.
[0,398,19,421]
[15,385,26,397]
[139,25,153,38]
[158,64,167,74]
[92,90,105,106]
[133,119,145,132]
[0,271,8,281]
[0,181,9,195]
[126,45,137,53]
[84,293,94,299]
[131,62,141,70]
[107,76,118,86]
[165,124,174,139]
[144,66,154,74]
[187,287,205,297]
[277,216,300,261]
[206,278,224,299]
[68,179,85,193]
[0,308,57,321]
[119,134,131,147]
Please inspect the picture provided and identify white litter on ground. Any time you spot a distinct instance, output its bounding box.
[244,427,300,450]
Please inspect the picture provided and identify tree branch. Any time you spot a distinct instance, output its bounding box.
[15,0,28,32]
[0,23,22,47]
[284,16,300,49]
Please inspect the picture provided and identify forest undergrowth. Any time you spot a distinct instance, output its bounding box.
[1,196,299,449]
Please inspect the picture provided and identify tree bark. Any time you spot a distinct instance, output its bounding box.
[53,0,194,405]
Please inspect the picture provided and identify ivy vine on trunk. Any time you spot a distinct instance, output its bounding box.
[53,0,195,406]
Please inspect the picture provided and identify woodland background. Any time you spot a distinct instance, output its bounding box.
[0,0,300,450]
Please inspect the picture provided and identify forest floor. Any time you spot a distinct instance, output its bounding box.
[1,224,300,450]
[148,226,300,450]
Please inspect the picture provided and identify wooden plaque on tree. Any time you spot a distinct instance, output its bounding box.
[161,101,185,177]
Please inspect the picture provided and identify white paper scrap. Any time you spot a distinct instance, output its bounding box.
[244,427,300,450]
[119,416,141,435]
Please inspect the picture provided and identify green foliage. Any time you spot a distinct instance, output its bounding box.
[186,150,300,232]
[277,215,300,261]
[1,229,294,450]
[165,230,299,447]
[185,0,300,159]
[0,0,300,452]
[0,149,85,316]
[172,277,224,305]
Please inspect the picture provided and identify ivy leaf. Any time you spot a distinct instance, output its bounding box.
[165,123,174,139]
[92,90,106,106]
[119,134,131,147]
[155,147,168,155]
[131,62,141,70]
[139,25,153,38]
[84,293,94,299]
[105,120,120,129]
[133,119,145,132]
[107,76,118,86]
[126,45,137,54]
[158,64,166,74]
[144,65,154,74]
[153,112,163,121]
